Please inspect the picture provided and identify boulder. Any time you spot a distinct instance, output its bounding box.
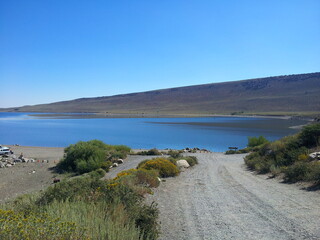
[309,152,320,159]
[176,160,190,170]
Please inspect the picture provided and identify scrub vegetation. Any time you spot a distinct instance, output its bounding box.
[225,136,269,154]
[244,123,320,185]
[0,141,198,239]
[57,140,131,174]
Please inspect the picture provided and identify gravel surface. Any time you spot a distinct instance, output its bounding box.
[147,152,320,240]
[0,146,64,203]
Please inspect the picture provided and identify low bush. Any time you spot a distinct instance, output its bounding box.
[138,157,179,178]
[225,150,237,154]
[167,150,181,158]
[57,140,130,174]
[283,162,311,182]
[225,147,252,155]
[247,136,269,148]
[0,209,80,240]
[136,148,161,156]
[9,173,158,240]
[182,156,198,167]
[298,123,320,148]
[306,162,320,183]
[88,168,106,179]
[115,168,160,189]
[244,123,320,185]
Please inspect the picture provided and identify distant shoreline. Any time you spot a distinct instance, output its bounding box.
[25,112,311,120]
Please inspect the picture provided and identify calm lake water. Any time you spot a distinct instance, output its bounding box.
[0,112,308,152]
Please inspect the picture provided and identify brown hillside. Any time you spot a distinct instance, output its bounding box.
[2,72,320,114]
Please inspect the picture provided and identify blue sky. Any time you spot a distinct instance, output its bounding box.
[1,0,319,108]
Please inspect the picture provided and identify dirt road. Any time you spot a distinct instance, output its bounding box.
[147,153,320,240]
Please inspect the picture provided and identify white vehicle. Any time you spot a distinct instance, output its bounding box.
[0,145,10,155]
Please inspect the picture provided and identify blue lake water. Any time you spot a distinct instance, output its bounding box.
[0,112,307,152]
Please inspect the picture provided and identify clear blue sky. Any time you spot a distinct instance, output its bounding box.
[1,0,319,108]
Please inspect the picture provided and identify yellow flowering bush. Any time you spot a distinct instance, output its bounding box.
[138,157,179,178]
[0,209,80,240]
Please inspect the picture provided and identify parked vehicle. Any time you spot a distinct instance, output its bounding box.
[0,145,10,155]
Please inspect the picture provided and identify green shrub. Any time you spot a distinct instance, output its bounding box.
[298,123,320,148]
[116,169,160,189]
[183,156,198,166]
[270,165,282,177]
[136,148,161,156]
[238,148,251,153]
[225,148,251,154]
[167,150,181,158]
[100,160,112,171]
[244,152,260,170]
[36,176,103,205]
[57,140,131,174]
[138,157,179,178]
[306,162,320,183]
[0,209,80,240]
[244,125,320,185]
[37,175,141,209]
[247,136,269,148]
[137,159,150,169]
[89,168,106,179]
[283,162,311,182]
[225,150,236,154]
[105,144,131,161]
[57,140,106,173]
[167,157,177,165]
[133,202,159,239]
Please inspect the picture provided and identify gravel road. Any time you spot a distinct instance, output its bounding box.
[147,152,320,240]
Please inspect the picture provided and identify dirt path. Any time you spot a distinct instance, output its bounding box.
[147,153,320,240]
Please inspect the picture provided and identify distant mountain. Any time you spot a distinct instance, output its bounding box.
[2,72,320,115]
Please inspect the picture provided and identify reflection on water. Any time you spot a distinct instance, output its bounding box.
[0,112,309,152]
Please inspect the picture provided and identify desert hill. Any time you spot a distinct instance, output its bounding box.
[3,72,320,115]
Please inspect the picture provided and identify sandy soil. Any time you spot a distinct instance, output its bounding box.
[0,146,65,203]
[147,153,320,240]
[0,145,155,203]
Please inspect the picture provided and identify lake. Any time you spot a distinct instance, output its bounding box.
[0,112,308,152]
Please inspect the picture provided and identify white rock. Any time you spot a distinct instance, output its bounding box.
[309,152,320,159]
[176,160,190,169]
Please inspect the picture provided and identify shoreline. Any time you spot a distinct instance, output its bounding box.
[9,112,316,120]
